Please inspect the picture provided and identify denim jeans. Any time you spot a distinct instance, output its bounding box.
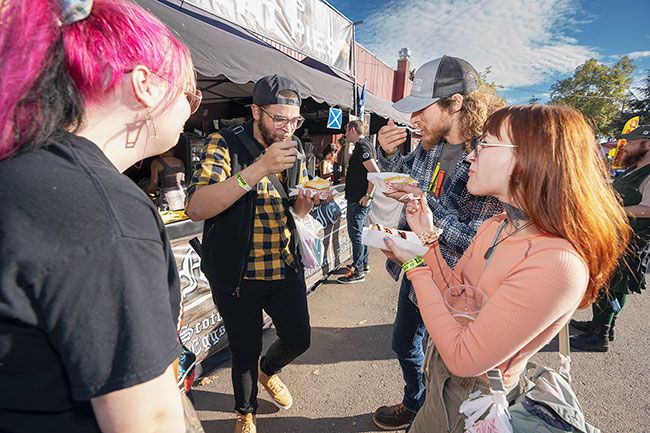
[346,201,372,272]
[392,276,427,413]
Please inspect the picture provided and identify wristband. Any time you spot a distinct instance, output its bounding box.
[401,256,425,272]
[235,172,252,192]
[365,194,374,200]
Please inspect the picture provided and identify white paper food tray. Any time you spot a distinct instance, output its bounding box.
[362,227,428,256]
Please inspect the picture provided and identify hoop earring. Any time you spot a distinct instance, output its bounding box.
[145,109,158,139]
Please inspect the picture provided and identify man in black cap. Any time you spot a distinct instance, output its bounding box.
[371,56,504,430]
[571,125,650,352]
[187,74,320,433]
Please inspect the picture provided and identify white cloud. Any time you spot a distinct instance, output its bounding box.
[357,0,598,87]
[608,51,650,61]
[625,50,650,60]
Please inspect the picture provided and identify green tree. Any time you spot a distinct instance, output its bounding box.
[549,57,635,138]
[528,96,541,104]
[609,70,650,133]
[476,66,506,107]
[478,66,499,92]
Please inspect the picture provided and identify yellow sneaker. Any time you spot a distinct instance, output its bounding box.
[235,413,256,433]
[258,366,293,409]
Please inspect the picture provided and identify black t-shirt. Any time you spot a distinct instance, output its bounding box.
[345,137,376,203]
[0,133,182,432]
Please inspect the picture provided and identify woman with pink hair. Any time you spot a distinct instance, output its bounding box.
[0,1,201,432]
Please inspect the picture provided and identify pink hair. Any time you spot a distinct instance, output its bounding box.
[0,0,194,160]
[62,0,193,106]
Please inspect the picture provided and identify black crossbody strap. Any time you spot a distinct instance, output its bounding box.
[228,125,290,199]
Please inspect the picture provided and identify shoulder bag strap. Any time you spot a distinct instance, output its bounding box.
[230,125,290,199]
[157,157,171,169]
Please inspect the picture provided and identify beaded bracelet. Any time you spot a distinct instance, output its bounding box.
[401,256,425,272]
[235,172,252,192]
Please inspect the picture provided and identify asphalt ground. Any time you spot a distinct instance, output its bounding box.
[194,249,650,433]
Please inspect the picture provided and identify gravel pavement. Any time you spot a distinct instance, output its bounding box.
[194,249,650,433]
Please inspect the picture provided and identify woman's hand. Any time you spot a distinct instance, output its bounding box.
[382,237,416,265]
[405,195,435,235]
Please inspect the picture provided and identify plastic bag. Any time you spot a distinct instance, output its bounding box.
[460,389,513,433]
[292,211,325,268]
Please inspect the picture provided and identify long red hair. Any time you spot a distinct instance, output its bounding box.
[484,105,630,308]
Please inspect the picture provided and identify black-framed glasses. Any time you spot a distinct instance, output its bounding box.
[471,139,517,157]
[259,106,305,129]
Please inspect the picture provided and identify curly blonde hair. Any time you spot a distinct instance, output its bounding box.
[438,85,506,151]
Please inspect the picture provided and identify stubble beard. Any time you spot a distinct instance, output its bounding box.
[259,119,291,147]
[620,146,648,169]
[420,123,449,151]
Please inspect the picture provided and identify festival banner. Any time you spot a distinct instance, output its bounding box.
[182,0,353,74]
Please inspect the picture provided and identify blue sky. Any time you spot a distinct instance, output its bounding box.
[325,0,650,104]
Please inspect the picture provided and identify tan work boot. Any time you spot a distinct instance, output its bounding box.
[235,413,256,433]
[258,365,293,409]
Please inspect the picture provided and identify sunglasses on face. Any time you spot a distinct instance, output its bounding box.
[471,139,517,157]
[259,106,305,129]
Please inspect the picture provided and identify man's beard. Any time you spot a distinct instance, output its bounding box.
[420,122,449,150]
[259,120,290,147]
[620,145,648,168]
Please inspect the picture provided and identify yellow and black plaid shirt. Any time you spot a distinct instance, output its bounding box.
[188,132,308,280]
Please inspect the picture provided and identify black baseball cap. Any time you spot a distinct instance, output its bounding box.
[617,125,650,140]
[393,55,479,113]
[253,74,301,107]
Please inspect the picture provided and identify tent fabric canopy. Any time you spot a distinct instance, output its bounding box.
[134,0,410,124]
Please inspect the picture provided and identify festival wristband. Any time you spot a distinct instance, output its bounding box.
[235,172,252,192]
[401,256,425,272]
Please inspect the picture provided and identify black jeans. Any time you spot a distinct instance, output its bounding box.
[212,268,311,414]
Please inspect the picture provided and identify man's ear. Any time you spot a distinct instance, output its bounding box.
[450,94,464,113]
[251,104,262,121]
[129,65,160,109]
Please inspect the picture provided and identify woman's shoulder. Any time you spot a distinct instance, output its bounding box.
[523,234,588,275]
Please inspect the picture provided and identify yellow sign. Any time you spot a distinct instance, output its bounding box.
[611,116,640,169]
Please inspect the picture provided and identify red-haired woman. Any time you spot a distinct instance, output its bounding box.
[382,105,630,433]
[0,1,200,432]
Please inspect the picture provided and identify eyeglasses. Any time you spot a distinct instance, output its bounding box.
[184,89,202,114]
[259,106,305,129]
[123,69,202,114]
[471,139,517,157]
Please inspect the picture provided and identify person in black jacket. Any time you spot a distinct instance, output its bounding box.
[571,125,650,352]
[186,75,321,433]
